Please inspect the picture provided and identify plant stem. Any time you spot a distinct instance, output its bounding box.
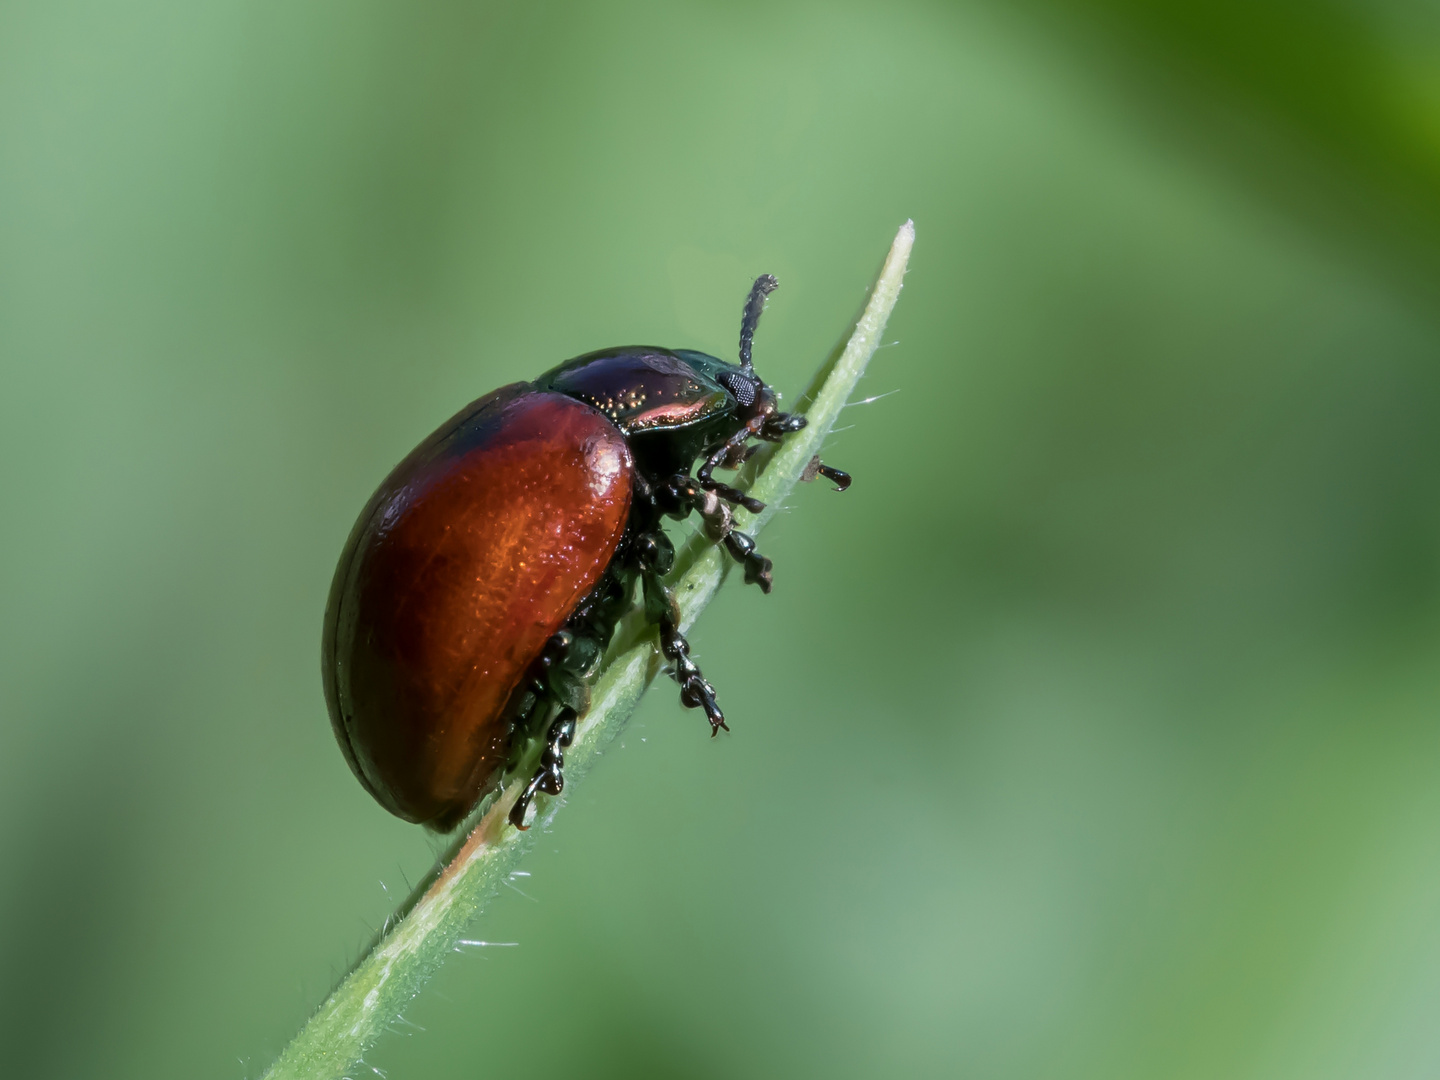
[261,220,914,1080]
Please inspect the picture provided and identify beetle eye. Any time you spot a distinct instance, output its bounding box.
[718,370,758,407]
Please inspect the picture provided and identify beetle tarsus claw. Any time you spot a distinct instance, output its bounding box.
[659,618,730,736]
[817,462,852,492]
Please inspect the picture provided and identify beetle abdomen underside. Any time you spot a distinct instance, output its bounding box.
[323,387,634,825]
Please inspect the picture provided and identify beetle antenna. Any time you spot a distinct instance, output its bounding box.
[739,274,778,372]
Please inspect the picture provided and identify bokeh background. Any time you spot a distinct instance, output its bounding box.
[4,1,1440,1077]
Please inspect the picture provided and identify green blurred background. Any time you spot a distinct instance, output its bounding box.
[4,1,1440,1076]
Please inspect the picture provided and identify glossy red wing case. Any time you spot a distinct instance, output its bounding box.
[323,385,634,825]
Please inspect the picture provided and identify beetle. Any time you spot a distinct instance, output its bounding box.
[322,275,850,831]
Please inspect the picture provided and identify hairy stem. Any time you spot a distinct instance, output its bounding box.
[262,220,914,1080]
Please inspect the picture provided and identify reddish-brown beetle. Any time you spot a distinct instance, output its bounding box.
[323,276,850,830]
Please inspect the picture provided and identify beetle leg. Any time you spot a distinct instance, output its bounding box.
[657,475,775,593]
[687,483,734,541]
[634,529,676,577]
[521,630,591,715]
[698,478,763,514]
[714,441,751,470]
[509,708,577,829]
[662,471,753,524]
[816,463,852,491]
[799,454,854,492]
[696,416,767,513]
[759,411,807,442]
[721,529,773,592]
[640,570,726,733]
[734,443,762,466]
[642,569,681,625]
[656,476,730,541]
[658,615,727,735]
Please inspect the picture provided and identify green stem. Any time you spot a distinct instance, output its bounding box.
[262,220,914,1080]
